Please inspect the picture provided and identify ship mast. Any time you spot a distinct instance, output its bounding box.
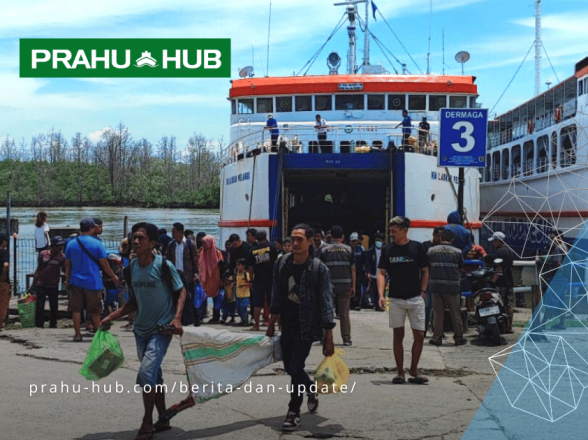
[534,0,542,96]
[334,0,368,74]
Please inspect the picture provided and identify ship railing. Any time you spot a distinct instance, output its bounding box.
[223,125,440,163]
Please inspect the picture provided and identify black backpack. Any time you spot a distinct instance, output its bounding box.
[124,255,196,326]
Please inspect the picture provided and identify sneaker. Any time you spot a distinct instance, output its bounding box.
[307,393,319,413]
[219,319,226,325]
[282,411,301,431]
[454,338,467,346]
[343,340,352,346]
[429,339,442,347]
[354,306,361,311]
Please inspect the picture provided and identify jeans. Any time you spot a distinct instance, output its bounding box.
[280,329,314,415]
[222,301,236,321]
[424,290,432,334]
[370,279,380,310]
[236,297,250,322]
[35,285,59,328]
[134,332,172,388]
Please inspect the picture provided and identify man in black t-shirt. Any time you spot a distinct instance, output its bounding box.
[488,231,515,333]
[377,216,429,385]
[0,233,9,330]
[247,230,278,330]
[228,233,253,274]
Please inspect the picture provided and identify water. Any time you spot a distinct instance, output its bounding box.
[4,207,220,294]
[6,207,220,241]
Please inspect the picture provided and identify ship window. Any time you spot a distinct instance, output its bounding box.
[295,96,312,111]
[238,99,254,114]
[449,96,468,108]
[550,131,558,168]
[388,94,406,110]
[523,140,534,176]
[469,96,477,108]
[340,141,352,154]
[511,145,521,177]
[485,154,491,181]
[579,80,584,96]
[501,150,509,180]
[315,95,332,111]
[231,100,236,115]
[408,95,426,110]
[368,94,385,110]
[429,95,446,111]
[276,96,292,112]
[492,151,501,181]
[560,125,577,167]
[537,135,548,173]
[257,97,273,114]
[335,94,364,110]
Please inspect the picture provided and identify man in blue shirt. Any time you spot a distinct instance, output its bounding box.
[101,222,186,438]
[65,217,119,342]
[395,109,412,150]
[266,114,279,146]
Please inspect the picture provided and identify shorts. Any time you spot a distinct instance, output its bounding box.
[251,281,271,308]
[497,287,514,309]
[135,332,173,388]
[388,296,425,331]
[68,285,103,315]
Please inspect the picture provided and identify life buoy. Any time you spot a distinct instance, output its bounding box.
[554,106,562,123]
[527,120,534,134]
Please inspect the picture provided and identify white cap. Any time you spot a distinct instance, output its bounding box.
[488,231,506,242]
[350,232,359,241]
[268,114,273,118]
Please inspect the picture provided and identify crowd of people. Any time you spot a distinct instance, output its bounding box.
[5,209,573,437]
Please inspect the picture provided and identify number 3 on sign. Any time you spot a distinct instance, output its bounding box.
[451,121,475,152]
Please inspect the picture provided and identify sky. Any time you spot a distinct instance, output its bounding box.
[2,0,588,154]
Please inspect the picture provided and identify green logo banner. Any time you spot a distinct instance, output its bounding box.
[20,39,231,78]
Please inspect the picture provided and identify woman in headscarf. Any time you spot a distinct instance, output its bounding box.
[198,235,224,323]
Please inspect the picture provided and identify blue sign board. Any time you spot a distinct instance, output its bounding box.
[439,108,488,167]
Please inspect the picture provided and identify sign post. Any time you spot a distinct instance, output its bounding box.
[439,108,488,223]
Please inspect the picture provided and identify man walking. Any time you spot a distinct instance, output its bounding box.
[247,230,278,330]
[166,222,199,323]
[320,226,355,346]
[423,227,444,335]
[65,217,119,342]
[349,232,366,311]
[101,222,186,439]
[33,236,66,328]
[377,216,429,384]
[267,223,335,432]
[427,230,466,346]
[366,232,385,310]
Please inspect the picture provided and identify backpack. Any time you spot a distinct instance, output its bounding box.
[124,255,196,326]
[277,253,321,283]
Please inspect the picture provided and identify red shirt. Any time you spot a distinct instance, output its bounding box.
[36,250,65,288]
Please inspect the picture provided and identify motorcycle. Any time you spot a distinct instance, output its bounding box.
[465,259,509,346]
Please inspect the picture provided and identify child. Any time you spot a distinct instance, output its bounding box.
[235,258,251,326]
[221,278,236,324]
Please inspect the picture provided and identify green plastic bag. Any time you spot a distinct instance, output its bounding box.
[79,328,125,380]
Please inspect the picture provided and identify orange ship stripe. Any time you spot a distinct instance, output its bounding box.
[230,74,477,98]
[410,220,482,229]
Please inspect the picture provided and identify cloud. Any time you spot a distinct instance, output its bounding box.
[87,127,110,142]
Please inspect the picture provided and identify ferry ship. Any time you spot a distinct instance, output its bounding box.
[218,2,482,245]
[480,1,588,256]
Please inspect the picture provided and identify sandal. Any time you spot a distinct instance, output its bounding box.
[73,335,83,342]
[408,374,429,385]
[153,420,171,433]
[134,428,154,440]
[392,375,405,384]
